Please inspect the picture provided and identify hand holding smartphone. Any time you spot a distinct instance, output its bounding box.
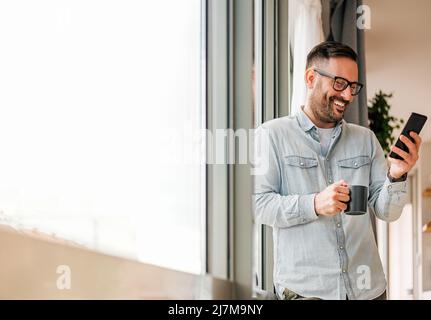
[388,112,428,160]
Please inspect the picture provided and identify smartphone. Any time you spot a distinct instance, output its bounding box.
[389,112,428,160]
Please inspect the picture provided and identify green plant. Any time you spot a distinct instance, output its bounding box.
[368,91,404,157]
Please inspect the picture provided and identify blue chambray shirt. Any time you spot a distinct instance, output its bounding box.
[253,107,408,300]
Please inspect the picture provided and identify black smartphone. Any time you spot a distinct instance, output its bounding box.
[389,112,428,160]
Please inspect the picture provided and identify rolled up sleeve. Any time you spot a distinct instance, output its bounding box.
[368,133,408,222]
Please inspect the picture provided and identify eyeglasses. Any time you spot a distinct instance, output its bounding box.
[314,68,363,96]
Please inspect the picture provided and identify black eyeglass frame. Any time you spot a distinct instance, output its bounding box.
[313,68,364,96]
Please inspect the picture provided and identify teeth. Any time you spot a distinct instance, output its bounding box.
[334,100,345,107]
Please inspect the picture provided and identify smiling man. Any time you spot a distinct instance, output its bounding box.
[253,41,422,300]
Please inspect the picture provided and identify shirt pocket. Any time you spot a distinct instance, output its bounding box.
[284,156,319,194]
[337,155,371,186]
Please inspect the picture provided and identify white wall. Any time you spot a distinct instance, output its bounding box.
[389,203,413,299]
[419,143,431,291]
[365,0,431,297]
[365,0,431,142]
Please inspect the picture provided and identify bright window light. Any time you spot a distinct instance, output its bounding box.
[0,0,205,274]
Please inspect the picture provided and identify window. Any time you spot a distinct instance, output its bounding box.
[0,0,205,275]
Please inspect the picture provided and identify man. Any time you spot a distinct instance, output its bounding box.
[253,41,422,300]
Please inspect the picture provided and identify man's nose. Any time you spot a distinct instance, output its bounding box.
[340,87,353,102]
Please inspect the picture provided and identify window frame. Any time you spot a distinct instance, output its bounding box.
[254,0,290,294]
[206,0,231,280]
[206,0,257,298]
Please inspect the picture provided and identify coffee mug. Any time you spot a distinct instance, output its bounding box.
[345,185,368,216]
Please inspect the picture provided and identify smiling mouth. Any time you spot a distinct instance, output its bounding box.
[332,98,347,113]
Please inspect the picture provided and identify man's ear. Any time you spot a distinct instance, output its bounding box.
[305,67,315,89]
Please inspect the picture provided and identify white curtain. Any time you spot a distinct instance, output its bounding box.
[289,0,325,115]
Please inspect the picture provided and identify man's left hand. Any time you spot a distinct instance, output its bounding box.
[388,132,422,179]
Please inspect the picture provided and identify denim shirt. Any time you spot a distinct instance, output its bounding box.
[253,108,408,300]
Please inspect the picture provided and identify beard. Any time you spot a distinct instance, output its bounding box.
[309,87,350,125]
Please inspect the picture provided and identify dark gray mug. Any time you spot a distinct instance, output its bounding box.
[345,185,368,216]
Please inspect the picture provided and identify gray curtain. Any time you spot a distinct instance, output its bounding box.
[322,0,376,238]
[322,0,368,128]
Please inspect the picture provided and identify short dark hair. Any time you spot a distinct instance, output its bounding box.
[306,41,357,69]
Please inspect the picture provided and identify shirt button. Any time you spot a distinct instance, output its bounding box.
[388,185,392,190]
[329,179,333,183]
[339,246,344,250]
[326,158,329,161]
[300,162,304,166]
[337,223,341,228]
[354,162,358,167]
[342,269,346,273]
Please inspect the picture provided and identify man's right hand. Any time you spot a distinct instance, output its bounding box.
[314,180,350,216]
